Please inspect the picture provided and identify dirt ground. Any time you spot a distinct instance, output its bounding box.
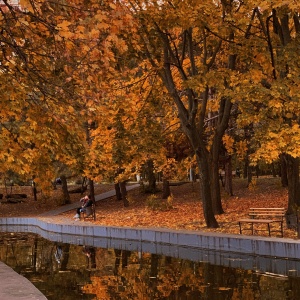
[0,177,297,239]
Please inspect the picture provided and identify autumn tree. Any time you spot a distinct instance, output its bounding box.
[114,0,262,227]
[0,0,88,192]
[0,0,125,197]
[230,3,300,214]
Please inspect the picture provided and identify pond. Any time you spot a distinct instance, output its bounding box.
[0,232,300,299]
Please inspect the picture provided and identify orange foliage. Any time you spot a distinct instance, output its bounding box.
[60,178,296,239]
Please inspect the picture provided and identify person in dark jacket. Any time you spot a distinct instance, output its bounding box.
[73,195,92,220]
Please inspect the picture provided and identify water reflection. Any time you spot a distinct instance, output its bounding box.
[0,232,300,299]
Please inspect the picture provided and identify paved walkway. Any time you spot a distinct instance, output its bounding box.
[0,184,139,300]
[0,262,47,300]
[38,184,139,217]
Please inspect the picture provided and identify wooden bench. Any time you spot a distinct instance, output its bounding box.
[238,208,285,237]
[80,203,95,220]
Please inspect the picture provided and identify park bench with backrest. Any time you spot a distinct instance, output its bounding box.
[238,207,285,237]
[80,203,95,220]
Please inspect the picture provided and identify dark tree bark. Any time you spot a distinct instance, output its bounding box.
[162,178,171,199]
[247,165,253,187]
[32,238,38,271]
[150,254,159,278]
[114,183,122,200]
[121,250,130,268]
[271,163,277,177]
[286,155,300,214]
[60,244,70,271]
[280,154,288,187]
[88,178,96,220]
[189,167,196,182]
[243,159,248,179]
[120,181,129,207]
[224,157,233,196]
[60,175,70,204]
[210,140,225,215]
[255,166,260,178]
[195,147,219,228]
[90,247,96,269]
[32,181,38,201]
[146,159,156,193]
[113,249,121,275]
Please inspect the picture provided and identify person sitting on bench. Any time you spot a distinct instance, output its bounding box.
[74,195,92,220]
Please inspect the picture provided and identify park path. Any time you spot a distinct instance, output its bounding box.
[38,183,139,217]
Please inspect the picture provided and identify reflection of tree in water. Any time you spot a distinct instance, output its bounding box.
[53,243,70,271]
[82,246,96,269]
[1,233,300,299]
[113,249,131,275]
[54,244,63,264]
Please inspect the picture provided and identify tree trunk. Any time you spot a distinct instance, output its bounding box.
[32,181,37,201]
[189,167,196,182]
[280,154,288,187]
[120,181,129,207]
[224,157,233,196]
[146,159,156,193]
[60,244,70,271]
[255,166,260,178]
[88,179,96,220]
[114,249,121,275]
[195,148,219,228]
[271,163,277,177]
[162,178,170,199]
[115,183,122,200]
[211,158,224,214]
[32,238,38,271]
[60,175,70,204]
[243,161,248,179]
[286,155,300,214]
[247,166,253,187]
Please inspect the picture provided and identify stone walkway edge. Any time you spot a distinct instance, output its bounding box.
[0,216,300,260]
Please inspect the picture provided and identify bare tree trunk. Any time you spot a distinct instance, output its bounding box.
[280,154,288,187]
[120,181,129,207]
[195,148,219,228]
[115,183,122,200]
[88,179,96,220]
[60,175,70,204]
[243,159,248,179]
[210,135,226,215]
[224,157,233,196]
[271,163,277,177]
[146,159,156,193]
[32,181,37,201]
[60,244,70,271]
[286,155,300,213]
[247,166,253,187]
[189,167,196,182]
[162,178,170,199]
[211,158,224,214]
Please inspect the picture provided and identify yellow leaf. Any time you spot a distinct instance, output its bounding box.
[56,20,72,30]
[67,106,75,113]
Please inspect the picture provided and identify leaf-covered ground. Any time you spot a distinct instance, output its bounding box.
[62,177,295,239]
[0,177,297,239]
